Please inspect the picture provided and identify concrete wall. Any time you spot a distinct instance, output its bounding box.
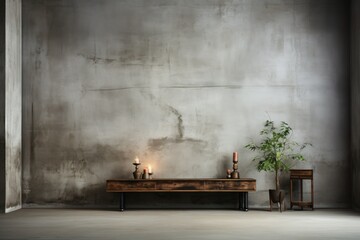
[351,0,360,211]
[22,0,350,208]
[4,0,21,213]
[0,0,22,213]
[0,0,5,213]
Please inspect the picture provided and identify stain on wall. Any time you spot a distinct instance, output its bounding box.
[22,0,350,208]
[351,0,360,211]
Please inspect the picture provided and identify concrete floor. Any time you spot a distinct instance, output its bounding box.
[0,209,359,240]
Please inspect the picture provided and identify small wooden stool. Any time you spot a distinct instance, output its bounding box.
[290,169,314,210]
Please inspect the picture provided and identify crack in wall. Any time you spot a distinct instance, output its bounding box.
[78,53,164,67]
[78,53,116,64]
[142,92,185,139]
[82,85,246,95]
[82,85,301,92]
[167,105,184,139]
[141,93,209,152]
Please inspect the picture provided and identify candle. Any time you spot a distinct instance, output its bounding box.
[148,165,152,174]
[233,152,238,162]
[134,157,140,164]
[142,168,149,179]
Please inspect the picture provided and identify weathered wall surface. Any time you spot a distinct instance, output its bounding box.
[4,0,22,213]
[352,0,360,211]
[22,0,350,208]
[1,0,22,213]
[0,0,5,213]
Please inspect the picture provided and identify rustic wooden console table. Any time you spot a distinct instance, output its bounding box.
[106,178,256,211]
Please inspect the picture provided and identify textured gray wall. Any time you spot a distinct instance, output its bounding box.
[23,0,350,208]
[352,0,360,211]
[0,0,5,213]
[4,0,21,212]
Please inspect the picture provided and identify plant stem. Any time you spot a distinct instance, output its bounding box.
[275,169,280,191]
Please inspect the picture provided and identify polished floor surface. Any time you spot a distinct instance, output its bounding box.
[0,209,359,239]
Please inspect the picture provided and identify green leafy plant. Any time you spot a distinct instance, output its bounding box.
[245,120,311,191]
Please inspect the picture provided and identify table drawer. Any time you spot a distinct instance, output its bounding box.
[107,181,156,191]
[156,181,204,191]
[204,181,256,191]
[290,169,313,179]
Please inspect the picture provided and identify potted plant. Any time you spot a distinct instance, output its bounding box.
[245,120,311,211]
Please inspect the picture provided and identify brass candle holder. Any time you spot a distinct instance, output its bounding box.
[226,169,232,179]
[148,172,153,179]
[133,162,142,179]
[231,157,240,179]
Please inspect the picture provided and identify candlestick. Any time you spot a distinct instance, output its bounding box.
[231,152,240,179]
[133,162,142,179]
[233,152,238,163]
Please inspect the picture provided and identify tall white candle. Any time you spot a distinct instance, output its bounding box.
[148,165,152,173]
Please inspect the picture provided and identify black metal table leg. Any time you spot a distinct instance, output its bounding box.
[119,192,125,211]
[239,192,247,211]
[238,192,248,211]
[244,192,248,211]
[238,192,242,210]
